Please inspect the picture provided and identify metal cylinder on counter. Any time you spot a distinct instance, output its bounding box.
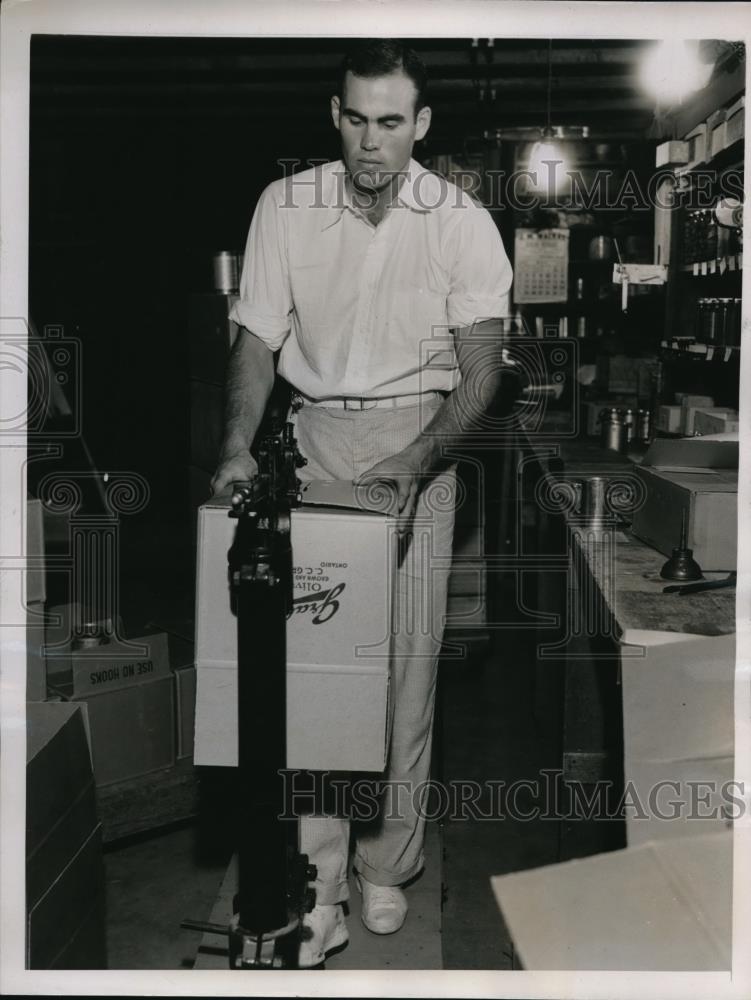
[582,476,608,530]
[637,408,651,444]
[623,407,635,444]
[599,407,627,453]
[212,250,243,294]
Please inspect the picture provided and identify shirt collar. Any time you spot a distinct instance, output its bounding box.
[320,158,433,230]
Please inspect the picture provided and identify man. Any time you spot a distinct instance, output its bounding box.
[212,39,513,967]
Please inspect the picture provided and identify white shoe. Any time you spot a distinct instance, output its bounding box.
[298,903,348,968]
[356,874,408,935]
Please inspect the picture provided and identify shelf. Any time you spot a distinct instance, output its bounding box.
[675,137,745,179]
[681,253,743,274]
[660,340,740,361]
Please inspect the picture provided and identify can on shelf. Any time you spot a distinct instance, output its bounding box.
[637,408,651,443]
[599,407,627,453]
[212,250,242,293]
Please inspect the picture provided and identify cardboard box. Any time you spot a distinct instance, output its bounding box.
[620,631,735,847]
[655,139,689,167]
[596,355,659,397]
[491,830,731,970]
[676,392,713,407]
[632,439,738,570]
[693,408,739,436]
[46,620,176,787]
[26,701,106,969]
[28,826,106,969]
[655,404,682,433]
[683,122,708,168]
[195,482,395,771]
[725,95,745,145]
[680,395,716,434]
[27,701,96,883]
[706,108,728,157]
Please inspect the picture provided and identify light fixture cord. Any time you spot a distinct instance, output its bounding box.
[546,38,553,129]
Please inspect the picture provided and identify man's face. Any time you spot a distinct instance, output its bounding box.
[331,69,431,193]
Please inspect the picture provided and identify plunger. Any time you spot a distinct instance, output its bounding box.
[659,509,703,582]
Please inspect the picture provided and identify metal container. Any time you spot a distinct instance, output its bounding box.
[637,408,651,444]
[212,250,241,294]
[623,407,635,444]
[599,407,627,453]
[727,298,742,347]
[582,476,608,530]
[717,299,730,346]
[588,235,614,261]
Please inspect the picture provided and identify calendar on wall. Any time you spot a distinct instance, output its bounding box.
[513,228,570,303]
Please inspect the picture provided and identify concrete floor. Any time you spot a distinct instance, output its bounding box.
[438,624,561,970]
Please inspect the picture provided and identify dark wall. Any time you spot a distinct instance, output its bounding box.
[30,39,345,516]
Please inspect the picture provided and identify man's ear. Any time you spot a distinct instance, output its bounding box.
[331,95,341,131]
[415,105,432,142]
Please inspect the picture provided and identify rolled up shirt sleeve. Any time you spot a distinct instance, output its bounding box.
[229,183,293,351]
[445,202,513,328]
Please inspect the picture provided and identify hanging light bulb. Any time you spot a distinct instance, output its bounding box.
[640,40,713,105]
[528,128,568,195]
[527,41,568,196]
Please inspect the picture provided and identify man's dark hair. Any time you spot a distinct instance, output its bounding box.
[339,39,428,114]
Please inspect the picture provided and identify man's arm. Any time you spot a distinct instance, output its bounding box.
[210,330,276,495]
[356,317,519,531]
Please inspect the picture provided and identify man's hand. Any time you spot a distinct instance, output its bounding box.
[356,451,425,534]
[211,451,258,496]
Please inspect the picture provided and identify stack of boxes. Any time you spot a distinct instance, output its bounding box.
[655,394,739,436]
[44,605,195,788]
[26,701,107,968]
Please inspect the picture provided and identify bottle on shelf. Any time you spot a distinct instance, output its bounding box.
[623,407,635,445]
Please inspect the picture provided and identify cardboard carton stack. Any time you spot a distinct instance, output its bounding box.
[45,606,177,787]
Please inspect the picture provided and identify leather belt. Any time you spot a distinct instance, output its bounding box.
[299,391,444,410]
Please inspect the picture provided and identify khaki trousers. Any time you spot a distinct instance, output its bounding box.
[292,399,456,904]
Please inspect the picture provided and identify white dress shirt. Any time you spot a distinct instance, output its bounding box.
[230,158,513,399]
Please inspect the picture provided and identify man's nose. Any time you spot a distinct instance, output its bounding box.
[360,125,380,150]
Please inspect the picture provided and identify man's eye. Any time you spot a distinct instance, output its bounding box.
[383,122,398,130]
[347,117,364,126]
